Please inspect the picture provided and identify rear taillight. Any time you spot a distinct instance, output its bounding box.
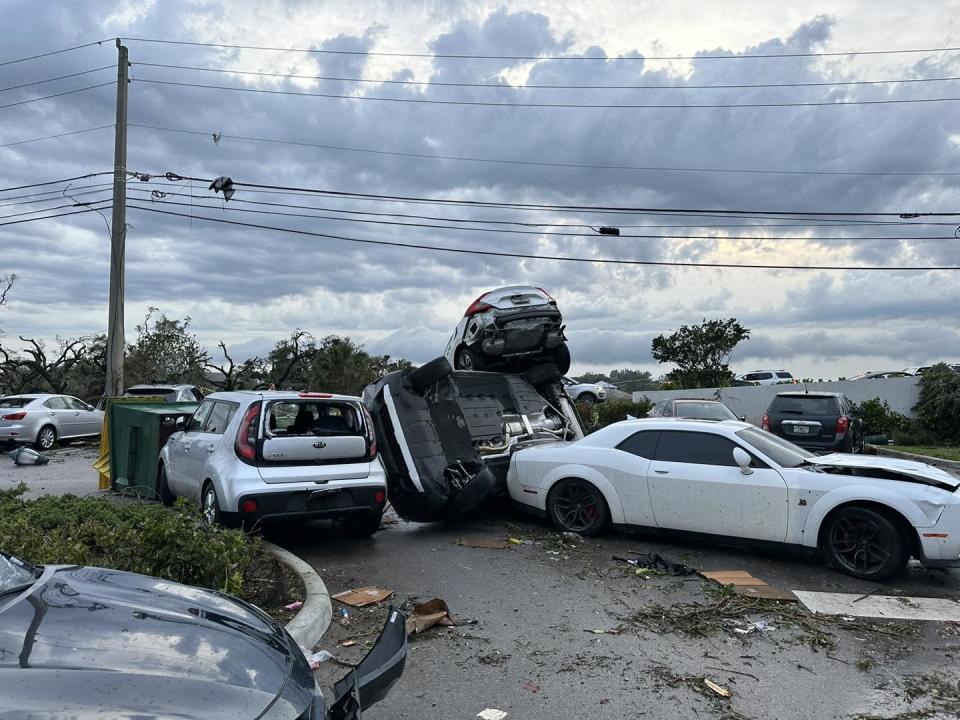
[464,293,492,316]
[241,499,258,514]
[761,413,771,431]
[1,412,26,421]
[375,490,385,504]
[836,416,849,434]
[235,403,261,461]
[362,405,377,458]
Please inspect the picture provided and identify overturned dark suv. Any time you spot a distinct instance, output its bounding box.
[363,357,584,522]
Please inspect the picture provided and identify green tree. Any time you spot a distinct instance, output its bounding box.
[651,318,750,389]
[125,308,209,386]
[913,363,960,443]
[205,340,267,391]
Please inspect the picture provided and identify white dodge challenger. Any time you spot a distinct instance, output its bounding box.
[507,418,960,580]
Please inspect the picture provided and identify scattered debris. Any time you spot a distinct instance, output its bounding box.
[458,536,509,549]
[613,552,697,576]
[701,570,796,602]
[339,608,351,626]
[941,621,960,638]
[793,590,960,622]
[477,651,510,666]
[333,586,394,607]
[522,681,540,694]
[561,531,581,543]
[652,665,749,720]
[405,598,456,636]
[304,650,333,670]
[477,709,508,720]
[283,600,303,612]
[507,537,524,546]
[704,679,731,698]
[340,640,357,647]
[853,673,960,720]
[7,447,49,466]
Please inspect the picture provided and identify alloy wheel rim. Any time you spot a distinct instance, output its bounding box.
[203,490,217,524]
[40,429,54,448]
[554,483,599,532]
[829,516,890,575]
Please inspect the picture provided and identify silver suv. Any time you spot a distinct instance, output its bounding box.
[157,391,387,534]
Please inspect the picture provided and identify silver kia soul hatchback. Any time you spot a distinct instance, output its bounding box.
[157,391,388,534]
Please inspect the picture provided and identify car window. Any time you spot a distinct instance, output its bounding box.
[202,401,238,434]
[64,397,90,410]
[42,396,67,410]
[0,553,36,594]
[744,373,758,381]
[654,430,739,466]
[776,372,793,379]
[266,400,363,437]
[737,426,814,468]
[756,372,773,380]
[674,402,737,421]
[770,396,839,415]
[0,397,33,409]
[617,430,659,459]
[187,400,215,433]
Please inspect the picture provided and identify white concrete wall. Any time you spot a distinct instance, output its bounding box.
[633,376,920,426]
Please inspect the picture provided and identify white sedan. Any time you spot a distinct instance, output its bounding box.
[507,418,960,580]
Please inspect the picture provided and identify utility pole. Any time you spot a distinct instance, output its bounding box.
[105,40,128,399]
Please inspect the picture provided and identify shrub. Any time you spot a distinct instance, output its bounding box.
[855,397,908,436]
[0,485,261,597]
[576,398,652,431]
[913,364,960,444]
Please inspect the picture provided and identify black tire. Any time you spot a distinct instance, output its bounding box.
[524,362,562,387]
[444,466,499,517]
[551,342,571,375]
[578,392,598,407]
[547,478,608,537]
[345,511,384,537]
[201,483,222,526]
[35,425,57,451]
[409,357,453,394]
[821,506,909,580]
[157,463,175,507]
[454,345,487,371]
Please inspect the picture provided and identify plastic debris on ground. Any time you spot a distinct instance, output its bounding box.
[339,608,351,626]
[704,679,731,698]
[613,551,697,576]
[477,710,508,720]
[283,600,303,611]
[333,586,394,607]
[405,598,457,636]
[7,447,50,466]
[304,649,333,670]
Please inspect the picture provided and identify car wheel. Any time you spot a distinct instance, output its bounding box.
[409,356,453,394]
[157,464,175,507]
[454,346,486,371]
[551,342,571,375]
[35,425,57,452]
[345,511,383,537]
[547,478,608,537]
[201,483,222,526]
[578,393,597,407]
[821,506,908,580]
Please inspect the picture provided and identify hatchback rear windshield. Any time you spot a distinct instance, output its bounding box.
[675,402,737,420]
[126,388,175,397]
[770,396,838,415]
[0,397,33,409]
[265,400,364,437]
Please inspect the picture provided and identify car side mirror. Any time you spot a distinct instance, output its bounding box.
[732,447,753,475]
[739,415,747,422]
[175,416,185,429]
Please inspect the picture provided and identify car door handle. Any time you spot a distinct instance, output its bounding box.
[181,443,191,451]
[206,444,216,453]
[654,469,670,474]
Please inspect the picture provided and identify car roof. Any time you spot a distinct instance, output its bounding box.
[127,384,193,390]
[671,398,726,403]
[621,417,749,431]
[1,393,56,400]
[775,391,843,398]
[206,390,364,402]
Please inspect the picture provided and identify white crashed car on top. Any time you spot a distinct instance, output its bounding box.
[442,286,570,374]
[507,417,960,580]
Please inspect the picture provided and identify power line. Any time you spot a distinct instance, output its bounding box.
[0,172,112,194]
[0,125,114,149]
[0,182,114,204]
[0,66,113,93]
[133,60,960,91]
[0,40,112,67]
[0,187,113,209]
[0,199,112,221]
[0,82,114,111]
[0,206,109,228]
[130,122,960,178]
[133,77,960,109]
[135,194,956,241]
[128,203,960,271]
[149,171,960,217]
[121,36,960,61]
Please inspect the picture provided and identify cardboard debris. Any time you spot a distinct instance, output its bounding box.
[701,570,797,602]
[333,586,394,607]
[704,679,731,698]
[405,598,456,635]
[458,536,509,549]
[477,710,508,720]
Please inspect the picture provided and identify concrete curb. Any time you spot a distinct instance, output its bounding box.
[868,445,960,471]
[264,541,332,649]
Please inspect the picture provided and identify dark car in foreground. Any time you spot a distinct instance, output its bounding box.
[762,391,864,453]
[648,398,743,421]
[0,552,406,719]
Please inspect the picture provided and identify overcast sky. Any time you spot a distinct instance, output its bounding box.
[1,0,958,380]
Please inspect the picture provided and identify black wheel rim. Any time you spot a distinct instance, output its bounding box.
[554,483,600,532]
[829,515,891,575]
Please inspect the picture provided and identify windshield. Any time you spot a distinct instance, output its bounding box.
[0,553,37,594]
[737,426,815,468]
[266,400,364,437]
[0,397,33,409]
[675,402,737,421]
[770,395,838,415]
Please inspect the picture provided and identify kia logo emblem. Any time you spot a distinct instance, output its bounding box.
[313,441,327,449]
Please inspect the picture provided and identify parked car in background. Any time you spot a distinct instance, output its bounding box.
[562,377,606,405]
[0,551,407,718]
[158,391,387,533]
[849,371,913,380]
[507,418,960,580]
[443,286,570,374]
[124,383,205,402]
[648,398,742,421]
[734,370,797,385]
[0,393,104,450]
[762,391,864,453]
[730,378,760,387]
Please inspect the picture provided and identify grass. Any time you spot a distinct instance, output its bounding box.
[888,445,960,462]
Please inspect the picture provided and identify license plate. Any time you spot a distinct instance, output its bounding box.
[792,425,810,434]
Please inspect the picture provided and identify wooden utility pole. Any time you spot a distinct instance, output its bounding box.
[105,40,128,398]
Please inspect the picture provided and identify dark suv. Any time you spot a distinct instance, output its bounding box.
[762,391,864,453]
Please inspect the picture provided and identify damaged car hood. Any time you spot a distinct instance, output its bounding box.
[812,453,960,490]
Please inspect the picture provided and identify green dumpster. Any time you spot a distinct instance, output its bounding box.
[108,402,199,497]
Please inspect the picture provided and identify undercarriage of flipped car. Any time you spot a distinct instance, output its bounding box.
[363,357,584,523]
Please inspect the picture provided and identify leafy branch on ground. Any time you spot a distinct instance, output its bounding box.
[651,664,753,720]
